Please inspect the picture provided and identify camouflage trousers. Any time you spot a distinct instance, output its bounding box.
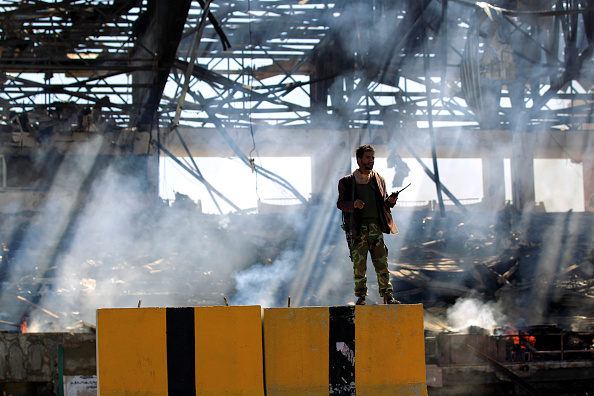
[350,223,393,298]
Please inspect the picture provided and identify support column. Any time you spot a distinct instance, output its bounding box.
[481,154,506,211]
[583,159,594,211]
[131,0,193,131]
[510,130,536,211]
[146,150,160,199]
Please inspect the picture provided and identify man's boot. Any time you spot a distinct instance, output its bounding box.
[356,296,366,305]
[383,294,401,304]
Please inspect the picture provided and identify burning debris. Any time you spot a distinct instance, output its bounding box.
[0,194,593,392]
[388,207,594,337]
[1,192,594,339]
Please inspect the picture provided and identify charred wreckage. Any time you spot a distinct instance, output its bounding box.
[1,0,594,395]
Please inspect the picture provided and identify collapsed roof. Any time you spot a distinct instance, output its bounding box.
[1,0,593,148]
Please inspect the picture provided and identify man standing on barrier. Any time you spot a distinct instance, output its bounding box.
[337,144,401,305]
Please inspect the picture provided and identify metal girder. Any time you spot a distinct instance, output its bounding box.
[0,0,194,151]
[0,0,593,152]
[165,0,594,135]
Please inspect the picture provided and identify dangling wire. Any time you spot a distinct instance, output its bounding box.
[246,0,261,201]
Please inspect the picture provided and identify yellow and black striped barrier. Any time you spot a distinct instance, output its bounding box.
[97,304,426,395]
[263,304,427,395]
[96,306,264,395]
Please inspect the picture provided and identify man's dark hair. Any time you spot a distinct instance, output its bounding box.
[356,144,375,159]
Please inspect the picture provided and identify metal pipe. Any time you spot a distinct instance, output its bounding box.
[173,128,223,214]
[158,143,241,212]
[423,22,446,217]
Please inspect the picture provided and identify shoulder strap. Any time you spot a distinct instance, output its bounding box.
[349,172,355,230]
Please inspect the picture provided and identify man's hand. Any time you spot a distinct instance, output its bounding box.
[388,196,398,205]
[354,199,365,209]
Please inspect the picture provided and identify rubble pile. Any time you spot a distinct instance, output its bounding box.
[0,202,301,332]
[390,208,594,332]
[1,199,594,334]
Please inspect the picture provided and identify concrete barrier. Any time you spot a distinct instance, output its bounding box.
[355,304,427,395]
[263,306,330,395]
[96,306,264,396]
[97,307,168,396]
[193,305,264,395]
[97,304,426,395]
[263,304,427,395]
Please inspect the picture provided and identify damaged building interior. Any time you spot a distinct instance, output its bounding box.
[1,0,594,394]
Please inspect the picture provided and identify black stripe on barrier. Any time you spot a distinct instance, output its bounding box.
[166,307,196,396]
[329,305,356,395]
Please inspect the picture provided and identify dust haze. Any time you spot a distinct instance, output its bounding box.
[2,1,594,334]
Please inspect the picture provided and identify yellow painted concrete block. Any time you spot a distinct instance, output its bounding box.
[97,305,426,396]
[194,305,264,395]
[355,304,428,395]
[263,307,329,395]
[97,306,265,396]
[263,304,427,396]
[97,307,168,396]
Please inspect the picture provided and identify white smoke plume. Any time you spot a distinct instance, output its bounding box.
[229,249,299,307]
[446,296,508,334]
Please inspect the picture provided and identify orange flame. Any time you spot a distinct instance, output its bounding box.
[501,323,536,349]
[507,331,536,348]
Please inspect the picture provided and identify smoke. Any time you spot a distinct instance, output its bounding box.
[229,249,298,307]
[3,1,594,336]
[446,296,508,333]
[228,138,355,308]
[1,137,267,331]
[1,130,360,332]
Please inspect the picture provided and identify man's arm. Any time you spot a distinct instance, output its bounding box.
[378,175,397,208]
[337,177,356,212]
